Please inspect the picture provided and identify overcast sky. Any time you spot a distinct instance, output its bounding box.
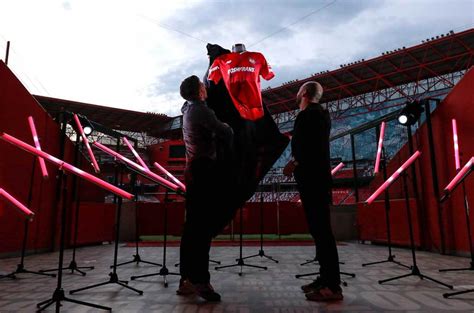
[0,0,472,117]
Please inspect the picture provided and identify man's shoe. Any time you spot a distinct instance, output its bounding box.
[301,277,323,293]
[193,283,221,302]
[305,286,343,302]
[176,278,195,296]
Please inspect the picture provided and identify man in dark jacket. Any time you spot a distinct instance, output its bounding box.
[178,75,233,302]
[284,81,342,301]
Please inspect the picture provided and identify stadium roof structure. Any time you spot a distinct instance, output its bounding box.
[262,28,474,116]
[35,28,474,140]
[35,95,172,137]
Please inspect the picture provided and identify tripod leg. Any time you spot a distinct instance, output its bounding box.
[243,264,267,270]
[341,272,356,278]
[140,260,162,267]
[379,272,412,284]
[295,272,318,279]
[241,253,260,260]
[209,259,221,265]
[131,272,160,280]
[36,299,55,311]
[362,259,391,267]
[263,255,279,263]
[69,281,110,294]
[73,268,86,276]
[117,282,143,295]
[63,297,111,311]
[419,273,453,289]
[23,270,56,277]
[444,288,474,298]
[215,264,241,270]
[0,273,16,279]
[439,267,474,272]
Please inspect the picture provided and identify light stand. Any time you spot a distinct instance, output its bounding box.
[0,159,55,280]
[69,165,143,296]
[440,158,474,298]
[130,190,180,287]
[240,184,278,263]
[215,206,267,276]
[439,120,474,273]
[37,173,111,312]
[378,172,453,289]
[114,171,162,269]
[0,131,134,311]
[362,145,410,269]
[40,138,94,276]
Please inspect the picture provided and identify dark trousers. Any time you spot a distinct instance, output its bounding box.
[294,166,341,288]
[180,158,222,284]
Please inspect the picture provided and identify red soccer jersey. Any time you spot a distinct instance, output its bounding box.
[208,51,274,121]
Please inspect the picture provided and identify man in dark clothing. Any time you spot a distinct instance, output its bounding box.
[178,75,233,302]
[284,81,342,301]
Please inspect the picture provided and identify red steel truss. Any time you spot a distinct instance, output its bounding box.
[263,28,474,117]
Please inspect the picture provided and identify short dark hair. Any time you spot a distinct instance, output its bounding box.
[180,75,201,101]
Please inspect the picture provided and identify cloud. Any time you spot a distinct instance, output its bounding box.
[0,0,472,118]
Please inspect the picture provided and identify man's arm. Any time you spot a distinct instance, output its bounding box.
[199,105,233,139]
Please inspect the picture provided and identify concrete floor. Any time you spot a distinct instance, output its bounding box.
[0,242,473,312]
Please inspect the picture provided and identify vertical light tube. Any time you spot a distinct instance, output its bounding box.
[452,119,461,171]
[374,121,386,175]
[73,114,100,173]
[28,116,49,179]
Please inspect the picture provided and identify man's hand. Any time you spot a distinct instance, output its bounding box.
[283,160,296,177]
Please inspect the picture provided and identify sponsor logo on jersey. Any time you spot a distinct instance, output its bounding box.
[228,66,255,74]
[226,60,232,64]
[248,58,256,64]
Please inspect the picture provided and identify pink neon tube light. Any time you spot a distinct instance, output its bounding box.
[0,133,133,200]
[365,150,421,205]
[374,121,386,175]
[154,162,186,191]
[93,141,179,191]
[452,119,461,171]
[0,188,35,219]
[444,156,474,194]
[123,137,149,171]
[73,114,100,173]
[331,162,345,176]
[28,116,49,179]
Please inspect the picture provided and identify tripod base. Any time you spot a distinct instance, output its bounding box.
[130,266,180,288]
[362,254,411,269]
[215,258,267,276]
[40,260,94,276]
[4,263,57,279]
[113,254,162,268]
[69,272,143,295]
[242,249,278,263]
[37,288,111,312]
[439,261,474,273]
[379,265,453,289]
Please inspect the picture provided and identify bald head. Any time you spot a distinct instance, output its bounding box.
[296,81,323,110]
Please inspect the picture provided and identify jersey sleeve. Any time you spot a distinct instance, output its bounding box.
[259,53,275,81]
[207,59,222,83]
